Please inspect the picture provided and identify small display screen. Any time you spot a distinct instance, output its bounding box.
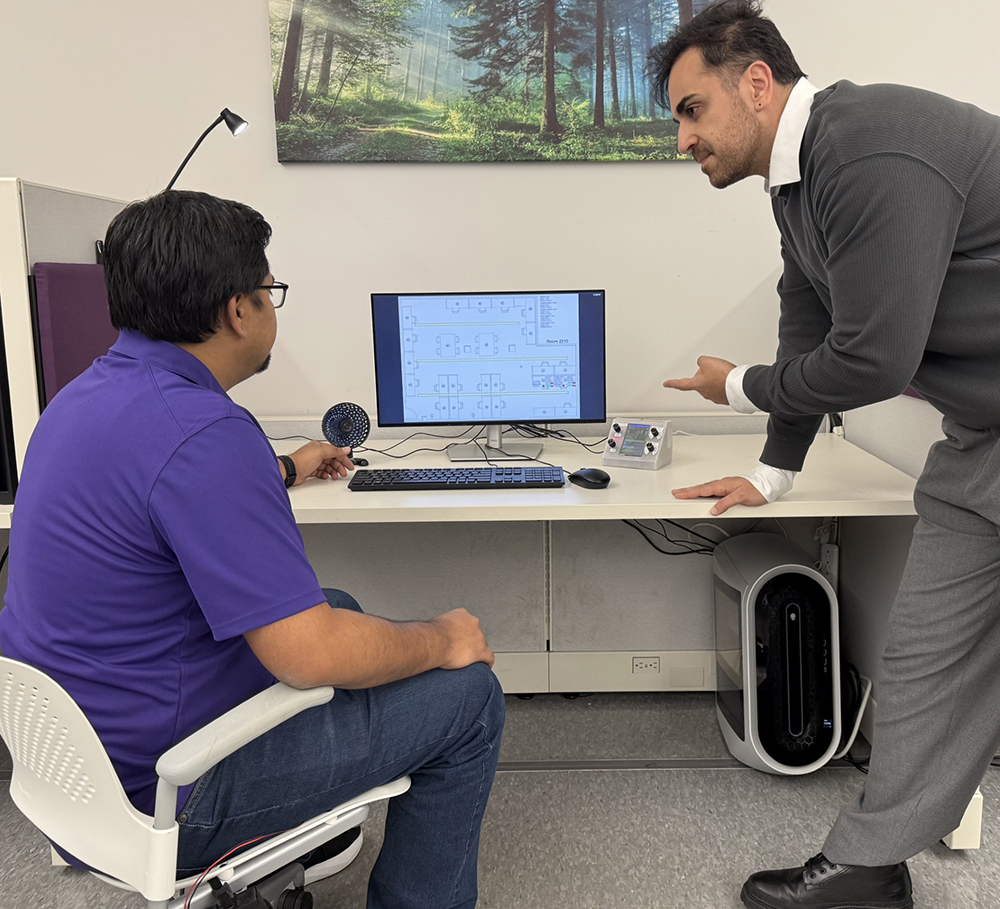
[620,423,649,457]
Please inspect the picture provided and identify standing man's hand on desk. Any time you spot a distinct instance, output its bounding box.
[672,477,767,516]
[281,441,355,486]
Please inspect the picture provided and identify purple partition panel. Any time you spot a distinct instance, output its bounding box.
[33,262,119,406]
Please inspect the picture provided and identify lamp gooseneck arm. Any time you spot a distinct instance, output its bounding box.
[164,114,224,192]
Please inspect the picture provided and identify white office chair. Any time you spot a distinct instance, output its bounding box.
[0,655,410,908]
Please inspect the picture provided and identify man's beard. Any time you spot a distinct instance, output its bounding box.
[704,99,764,189]
[256,354,271,374]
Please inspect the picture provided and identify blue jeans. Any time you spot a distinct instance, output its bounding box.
[175,589,505,909]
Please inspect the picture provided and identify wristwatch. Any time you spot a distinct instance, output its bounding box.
[277,454,296,488]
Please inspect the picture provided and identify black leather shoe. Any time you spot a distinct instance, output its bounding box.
[741,853,913,909]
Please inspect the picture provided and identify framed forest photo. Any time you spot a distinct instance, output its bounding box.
[270,0,713,162]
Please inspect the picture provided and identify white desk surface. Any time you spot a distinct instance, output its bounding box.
[0,434,916,531]
[279,433,917,525]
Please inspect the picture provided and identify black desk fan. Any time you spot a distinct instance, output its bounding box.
[322,403,371,463]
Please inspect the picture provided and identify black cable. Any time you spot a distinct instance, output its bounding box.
[635,520,712,554]
[0,545,7,577]
[267,434,316,442]
[839,662,870,775]
[357,425,486,455]
[657,518,721,548]
[843,751,870,774]
[621,521,713,556]
[355,426,489,459]
[509,422,607,452]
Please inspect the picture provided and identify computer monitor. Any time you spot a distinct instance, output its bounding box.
[371,290,606,461]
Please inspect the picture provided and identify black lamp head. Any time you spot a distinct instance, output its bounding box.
[164,107,250,192]
[221,108,248,136]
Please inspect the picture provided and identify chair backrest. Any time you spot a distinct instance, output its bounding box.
[0,657,178,902]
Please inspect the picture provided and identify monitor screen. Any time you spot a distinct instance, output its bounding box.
[371,290,606,427]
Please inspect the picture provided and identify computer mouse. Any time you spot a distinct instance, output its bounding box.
[568,467,611,489]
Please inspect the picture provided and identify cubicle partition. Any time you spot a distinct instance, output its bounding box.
[0,178,125,487]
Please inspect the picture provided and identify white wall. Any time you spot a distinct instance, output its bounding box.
[1,0,996,425]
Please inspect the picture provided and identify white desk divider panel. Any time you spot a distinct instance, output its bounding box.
[0,179,125,492]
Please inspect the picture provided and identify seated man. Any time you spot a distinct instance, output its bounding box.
[0,189,505,909]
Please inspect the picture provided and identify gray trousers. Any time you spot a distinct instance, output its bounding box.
[823,418,1000,866]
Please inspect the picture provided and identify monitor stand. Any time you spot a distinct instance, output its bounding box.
[447,425,543,462]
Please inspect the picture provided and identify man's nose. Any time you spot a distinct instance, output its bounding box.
[676,121,696,155]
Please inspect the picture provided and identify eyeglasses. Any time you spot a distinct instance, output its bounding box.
[255,281,289,309]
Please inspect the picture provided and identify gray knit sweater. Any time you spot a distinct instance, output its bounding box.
[743,80,1000,471]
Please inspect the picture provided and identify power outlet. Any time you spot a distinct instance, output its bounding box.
[632,656,660,674]
[820,543,839,593]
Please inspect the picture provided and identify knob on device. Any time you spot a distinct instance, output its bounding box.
[322,402,371,449]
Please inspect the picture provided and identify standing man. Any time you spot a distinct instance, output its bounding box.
[648,1,1000,907]
[0,190,504,909]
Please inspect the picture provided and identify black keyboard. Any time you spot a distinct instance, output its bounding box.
[348,466,565,491]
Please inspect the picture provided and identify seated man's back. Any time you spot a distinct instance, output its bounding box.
[0,328,325,815]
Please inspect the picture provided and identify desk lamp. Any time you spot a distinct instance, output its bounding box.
[165,108,248,191]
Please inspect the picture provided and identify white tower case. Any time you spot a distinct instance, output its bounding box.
[713,534,841,775]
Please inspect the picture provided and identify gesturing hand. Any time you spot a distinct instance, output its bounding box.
[288,440,355,485]
[662,356,736,405]
[672,476,767,516]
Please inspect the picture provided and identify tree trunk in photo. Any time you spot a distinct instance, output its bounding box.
[540,0,560,138]
[401,41,414,101]
[275,0,305,122]
[444,33,453,102]
[523,48,531,109]
[593,0,605,128]
[643,0,655,119]
[317,27,335,97]
[432,3,445,101]
[679,0,693,25]
[297,29,321,110]
[625,18,637,118]
[416,0,435,101]
[608,10,620,121]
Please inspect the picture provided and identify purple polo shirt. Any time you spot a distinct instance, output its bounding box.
[0,330,326,817]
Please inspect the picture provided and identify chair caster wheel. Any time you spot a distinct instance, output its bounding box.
[277,889,313,909]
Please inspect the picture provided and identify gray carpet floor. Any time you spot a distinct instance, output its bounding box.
[1,693,996,908]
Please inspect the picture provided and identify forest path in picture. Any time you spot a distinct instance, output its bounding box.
[270,0,711,163]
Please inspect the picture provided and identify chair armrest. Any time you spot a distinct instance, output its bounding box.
[155,683,334,787]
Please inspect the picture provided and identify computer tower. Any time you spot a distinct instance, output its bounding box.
[713,533,841,775]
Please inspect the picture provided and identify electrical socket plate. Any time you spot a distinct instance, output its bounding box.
[632,656,661,674]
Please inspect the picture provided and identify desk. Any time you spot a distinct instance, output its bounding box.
[283,433,917,524]
[0,433,916,532]
[277,432,917,697]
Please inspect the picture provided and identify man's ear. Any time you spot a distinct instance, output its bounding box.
[221,295,249,338]
[745,60,774,110]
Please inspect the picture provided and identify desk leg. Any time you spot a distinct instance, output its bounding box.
[942,787,983,850]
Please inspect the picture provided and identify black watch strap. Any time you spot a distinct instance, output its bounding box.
[278,454,296,488]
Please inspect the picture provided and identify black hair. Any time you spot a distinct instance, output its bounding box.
[646,0,805,111]
[103,190,272,343]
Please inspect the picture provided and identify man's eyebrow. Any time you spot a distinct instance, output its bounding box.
[674,93,697,117]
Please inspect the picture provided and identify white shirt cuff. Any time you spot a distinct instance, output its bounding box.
[740,462,798,503]
[726,364,758,414]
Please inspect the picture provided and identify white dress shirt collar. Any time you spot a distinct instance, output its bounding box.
[765,77,820,195]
